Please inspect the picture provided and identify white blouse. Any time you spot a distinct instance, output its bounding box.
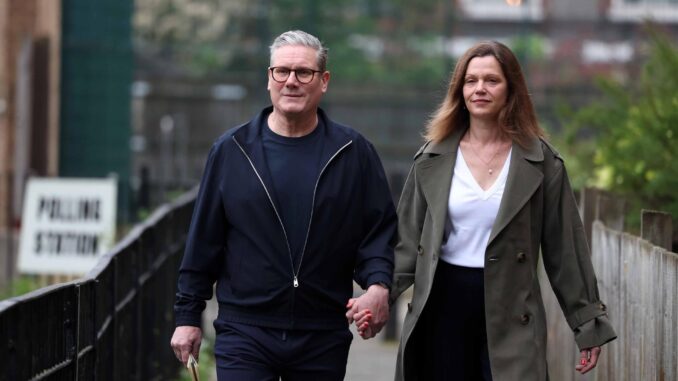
[439,146,512,268]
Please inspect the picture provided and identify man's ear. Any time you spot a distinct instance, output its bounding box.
[321,71,330,92]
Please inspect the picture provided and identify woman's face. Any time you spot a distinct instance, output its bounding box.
[462,55,508,123]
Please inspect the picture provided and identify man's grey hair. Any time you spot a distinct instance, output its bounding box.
[270,30,329,72]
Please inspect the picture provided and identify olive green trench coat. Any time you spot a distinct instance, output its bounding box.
[390,128,616,381]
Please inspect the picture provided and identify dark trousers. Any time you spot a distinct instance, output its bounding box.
[409,261,493,381]
[213,320,353,381]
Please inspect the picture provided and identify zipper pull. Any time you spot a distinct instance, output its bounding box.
[293,276,299,288]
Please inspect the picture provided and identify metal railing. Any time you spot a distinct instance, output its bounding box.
[0,188,197,380]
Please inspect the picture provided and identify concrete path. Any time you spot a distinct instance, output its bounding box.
[345,325,398,381]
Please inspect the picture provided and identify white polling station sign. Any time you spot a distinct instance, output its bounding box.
[17,177,117,275]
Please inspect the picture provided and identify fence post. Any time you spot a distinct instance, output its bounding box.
[640,210,672,250]
[596,191,625,232]
[579,188,600,246]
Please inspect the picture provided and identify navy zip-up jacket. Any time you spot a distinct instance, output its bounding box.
[174,106,397,330]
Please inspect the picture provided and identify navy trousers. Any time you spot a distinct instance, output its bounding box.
[409,261,493,381]
[213,320,353,381]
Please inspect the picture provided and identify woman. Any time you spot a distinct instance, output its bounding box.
[388,41,616,380]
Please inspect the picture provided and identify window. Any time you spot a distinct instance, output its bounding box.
[609,0,678,22]
[459,0,544,21]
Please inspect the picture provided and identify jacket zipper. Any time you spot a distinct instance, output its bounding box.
[233,136,353,288]
[296,141,353,284]
[233,137,294,286]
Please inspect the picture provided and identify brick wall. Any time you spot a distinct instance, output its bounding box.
[0,0,60,286]
[0,1,11,231]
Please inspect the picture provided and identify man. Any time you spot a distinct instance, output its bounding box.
[170,30,396,380]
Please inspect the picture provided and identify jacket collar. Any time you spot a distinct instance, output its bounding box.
[231,106,353,209]
[415,128,465,255]
[233,106,352,151]
[415,127,545,250]
[421,127,464,156]
[421,128,544,161]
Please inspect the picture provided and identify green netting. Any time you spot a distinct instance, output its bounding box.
[59,0,133,221]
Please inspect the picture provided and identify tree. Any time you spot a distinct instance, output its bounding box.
[561,26,678,229]
[134,0,253,75]
[134,0,453,85]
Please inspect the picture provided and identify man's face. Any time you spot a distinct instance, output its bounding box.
[268,45,329,117]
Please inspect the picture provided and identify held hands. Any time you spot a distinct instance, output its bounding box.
[170,326,203,365]
[345,284,390,339]
[351,308,374,338]
[575,346,601,374]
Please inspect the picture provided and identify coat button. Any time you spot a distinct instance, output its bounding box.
[407,302,413,312]
[520,314,530,325]
[417,245,424,256]
[517,252,526,263]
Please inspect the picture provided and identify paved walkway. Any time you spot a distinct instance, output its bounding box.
[345,326,398,381]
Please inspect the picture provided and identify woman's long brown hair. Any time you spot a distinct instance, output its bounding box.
[424,41,544,147]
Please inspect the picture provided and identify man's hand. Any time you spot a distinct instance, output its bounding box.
[345,284,389,339]
[575,346,601,374]
[170,326,203,365]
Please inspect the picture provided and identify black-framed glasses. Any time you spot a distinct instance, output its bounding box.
[269,67,323,84]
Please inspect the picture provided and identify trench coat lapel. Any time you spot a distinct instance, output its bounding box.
[487,138,544,246]
[415,128,465,248]
[415,130,544,251]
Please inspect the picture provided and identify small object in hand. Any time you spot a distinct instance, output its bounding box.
[187,353,200,381]
[580,358,587,366]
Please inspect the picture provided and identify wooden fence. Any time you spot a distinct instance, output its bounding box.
[0,188,197,380]
[540,188,677,381]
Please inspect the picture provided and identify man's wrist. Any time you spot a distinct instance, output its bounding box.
[369,282,390,292]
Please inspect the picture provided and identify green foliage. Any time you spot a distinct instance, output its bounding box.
[0,275,42,300]
[511,34,547,63]
[134,0,258,75]
[560,27,678,227]
[266,0,451,87]
[134,0,456,86]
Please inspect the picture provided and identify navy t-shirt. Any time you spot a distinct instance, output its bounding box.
[262,119,325,265]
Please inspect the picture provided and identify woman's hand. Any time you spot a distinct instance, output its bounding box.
[350,308,374,339]
[345,284,390,339]
[575,346,601,374]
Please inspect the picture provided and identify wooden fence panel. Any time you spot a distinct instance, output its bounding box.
[660,250,677,381]
[622,234,643,381]
[592,221,621,381]
[596,192,626,232]
[592,219,677,381]
[641,210,673,250]
[539,188,677,381]
[641,240,658,380]
[540,261,576,381]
